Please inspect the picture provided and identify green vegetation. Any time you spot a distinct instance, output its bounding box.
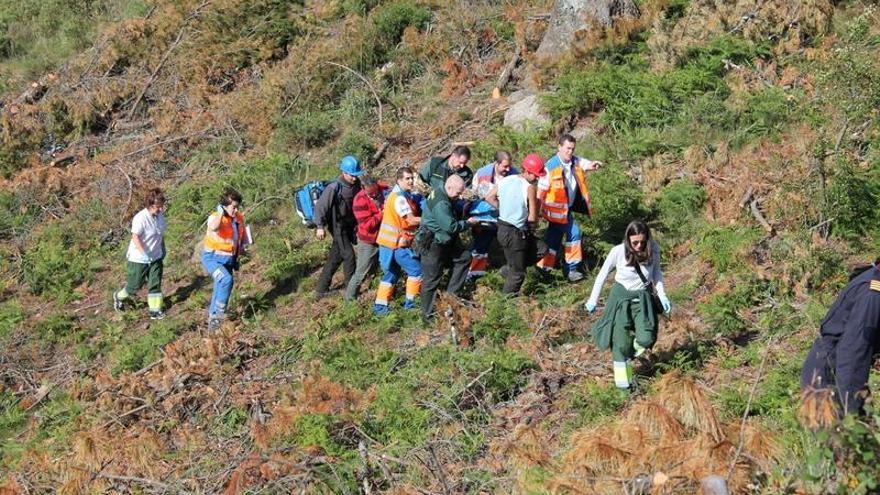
[2,0,880,492]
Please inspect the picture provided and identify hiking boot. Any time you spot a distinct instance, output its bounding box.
[373,303,390,316]
[567,270,584,283]
[113,292,124,312]
[402,299,418,310]
[149,310,166,320]
[207,316,222,332]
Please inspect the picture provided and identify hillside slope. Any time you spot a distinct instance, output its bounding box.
[2,0,880,493]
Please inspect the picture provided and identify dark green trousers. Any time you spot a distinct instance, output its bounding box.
[123,260,163,296]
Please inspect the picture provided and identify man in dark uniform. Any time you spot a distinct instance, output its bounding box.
[801,260,880,415]
[416,175,478,322]
[419,145,474,192]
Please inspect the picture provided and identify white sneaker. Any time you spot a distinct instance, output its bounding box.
[567,271,584,282]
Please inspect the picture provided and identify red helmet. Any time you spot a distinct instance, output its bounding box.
[521,153,546,177]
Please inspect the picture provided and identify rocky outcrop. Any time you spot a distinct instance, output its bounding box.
[536,0,640,58]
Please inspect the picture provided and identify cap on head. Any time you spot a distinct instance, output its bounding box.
[339,155,363,176]
[521,153,546,177]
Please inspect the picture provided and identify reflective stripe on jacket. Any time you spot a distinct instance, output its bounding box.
[204,211,246,255]
[538,156,592,224]
[377,190,419,249]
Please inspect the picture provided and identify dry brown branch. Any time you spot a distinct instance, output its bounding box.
[126,28,186,121]
[493,49,521,98]
[95,473,171,491]
[369,141,391,168]
[749,199,774,234]
[726,335,774,481]
[322,61,383,126]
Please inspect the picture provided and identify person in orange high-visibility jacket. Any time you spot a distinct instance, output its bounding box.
[201,187,250,331]
[374,166,423,315]
[537,134,601,282]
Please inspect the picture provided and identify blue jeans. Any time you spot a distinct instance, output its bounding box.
[201,251,236,318]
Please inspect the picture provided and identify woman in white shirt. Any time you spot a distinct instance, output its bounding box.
[113,188,168,319]
[584,220,671,390]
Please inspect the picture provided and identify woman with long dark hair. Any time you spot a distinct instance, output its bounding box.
[584,220,671,390]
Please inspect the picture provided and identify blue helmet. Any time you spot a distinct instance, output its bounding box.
[339,155,363,176]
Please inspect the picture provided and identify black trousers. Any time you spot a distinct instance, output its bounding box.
[316,227,356,295]
[420,235,471,320]
[497,220,541,294]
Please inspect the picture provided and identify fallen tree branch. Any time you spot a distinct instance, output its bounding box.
[726,335,774,481]
[369,141,391,168]
[95,473,171,490]
[126,28,186,121]
[493,48,521,98]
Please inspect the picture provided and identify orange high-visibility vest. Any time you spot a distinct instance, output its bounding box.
[377,189,419,249]
[204,211,246,254]
[538,156,592,224]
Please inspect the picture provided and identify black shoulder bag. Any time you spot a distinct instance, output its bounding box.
[633,262,664,315]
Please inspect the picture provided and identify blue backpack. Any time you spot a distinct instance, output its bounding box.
[294,180,332,228]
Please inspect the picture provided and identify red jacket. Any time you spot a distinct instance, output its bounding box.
[353,186,387,244]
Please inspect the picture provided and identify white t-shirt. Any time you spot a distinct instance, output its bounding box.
[126,208,167,263]
[497,175,531,228]
[586,242,667,307]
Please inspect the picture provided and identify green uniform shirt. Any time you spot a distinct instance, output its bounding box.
[419,156,474,192]
[420,187,469,245]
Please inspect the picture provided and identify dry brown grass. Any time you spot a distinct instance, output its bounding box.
[798,386,839,430]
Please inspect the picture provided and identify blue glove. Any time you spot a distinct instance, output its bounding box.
[660,295,671,314]
[584,301,596,313]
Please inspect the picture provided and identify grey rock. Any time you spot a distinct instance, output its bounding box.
[536,0,640,58]
[700,475,730,495]
[504,93,551,131]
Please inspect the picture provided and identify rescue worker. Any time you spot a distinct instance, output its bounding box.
[374,166,422,315]
[417,175,478,322]
[201,187,250,331]
[801,260,880,416]
[537,134,602,282]
[585,220,671,391]
[113,187,168,319]
[314,155,362,299]
[419,145,473,192]
[485,153,544,295]
[344,175,388,301]
[467,150,516,280]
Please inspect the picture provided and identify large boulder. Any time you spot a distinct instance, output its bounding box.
[504,91,551,131]
[536,0,640,58]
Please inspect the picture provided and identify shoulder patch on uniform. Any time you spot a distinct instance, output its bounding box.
[870,280,880,292]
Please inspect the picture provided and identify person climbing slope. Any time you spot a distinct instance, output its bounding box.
[113,187,168,320]
[584,220,671,391]
[344,175,388,301]
[314,155,363,298]
[537,134,601,282]
[201,187,250,331]
[374,166,422,315]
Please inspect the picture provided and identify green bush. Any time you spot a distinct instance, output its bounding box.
[0,299,24,341]
[471,292,530,345]
[733,86,793,144]
[826,159,880,243]
[111,321,177,374]
[21,223,95,301]
[335,128,377,162]
[581,164,648,253]
[654,179,706,241]
[697,276,768,336]
[694,225,761,274]
[357,0,432,70]
[274,111,339,149]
